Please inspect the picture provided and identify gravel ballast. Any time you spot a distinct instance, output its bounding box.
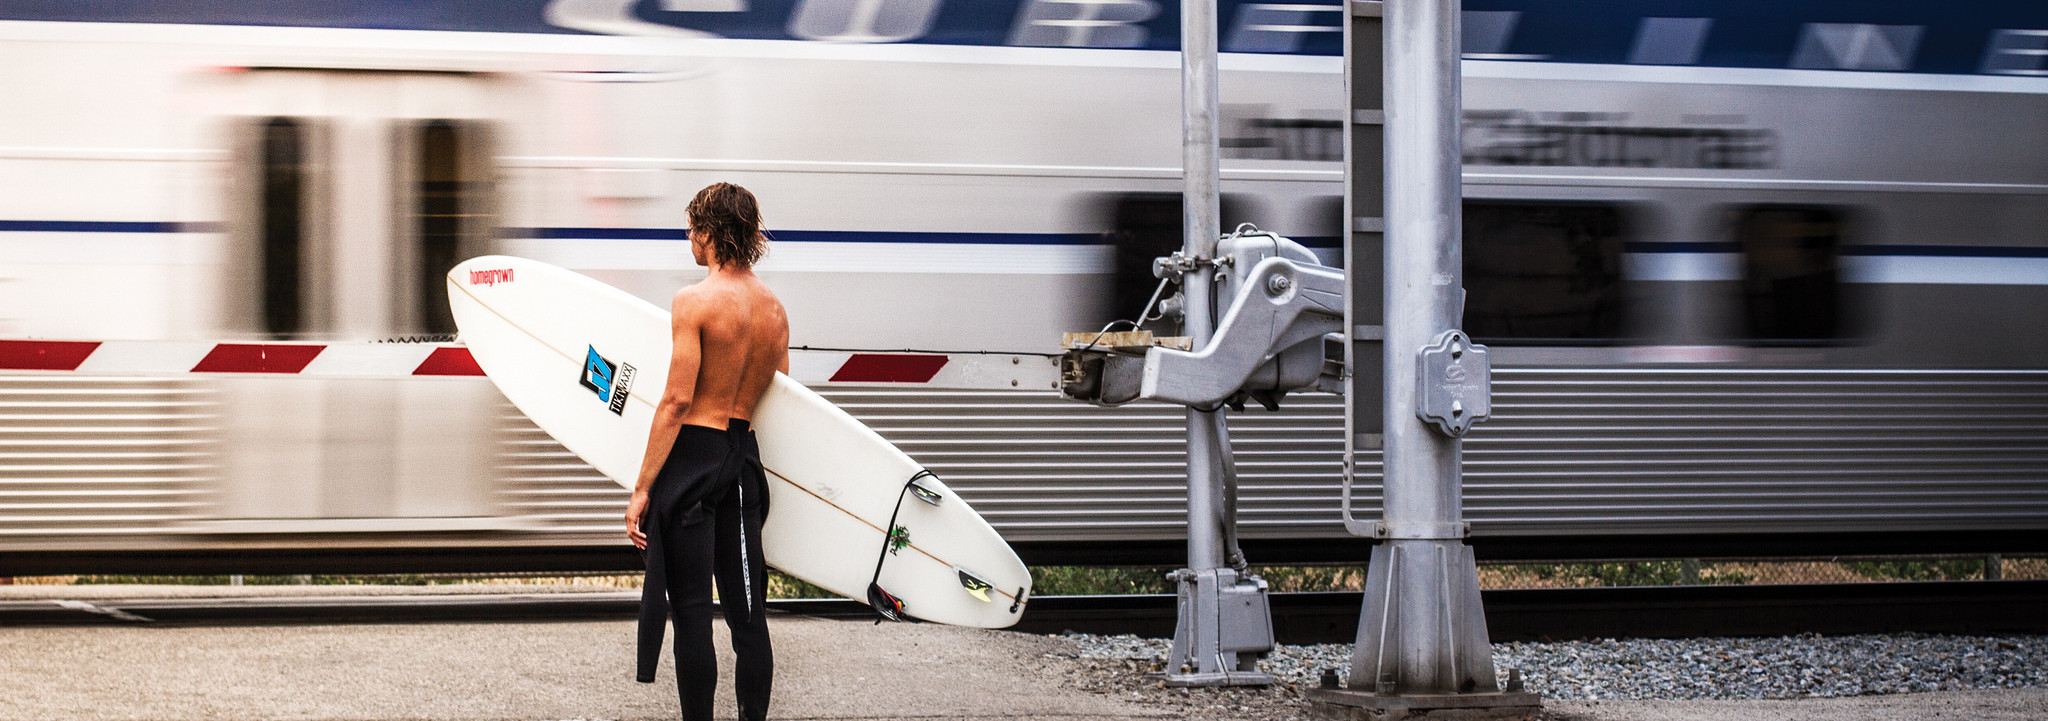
[1050,632,2048,720]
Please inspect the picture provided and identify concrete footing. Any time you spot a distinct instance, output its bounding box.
[1305,688,1542,721]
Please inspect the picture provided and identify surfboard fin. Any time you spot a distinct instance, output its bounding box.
[955,567,994,603]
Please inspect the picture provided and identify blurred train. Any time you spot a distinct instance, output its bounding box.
[2,1,2045,574]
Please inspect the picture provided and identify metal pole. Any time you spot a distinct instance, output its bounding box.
[1312,1,1532,715]
[1356,0,1489,693]
[1161,0,1272,688]
[1381,0,1464,545]
[1181,0,1223,575]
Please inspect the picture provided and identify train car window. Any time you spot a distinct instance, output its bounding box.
[1303,195,1344,269]
[1462,201,1628,343]
[409,120,490,335]
[1098,193,1248,332]
[1729,205,1845,342]
[259,117,307,338]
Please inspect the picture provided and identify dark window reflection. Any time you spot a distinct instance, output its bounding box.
[1304,195,1345,269]
[1463,201,1628,343]
[1102,194,1247,333]
[417,121,462,335]
[415,120,470,335]
[1731,205,1845,341]
[259,117,305,339]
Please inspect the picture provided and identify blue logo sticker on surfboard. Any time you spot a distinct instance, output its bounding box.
[578,345,635,416]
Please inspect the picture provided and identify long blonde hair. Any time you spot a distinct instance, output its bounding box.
[686,182,768,268]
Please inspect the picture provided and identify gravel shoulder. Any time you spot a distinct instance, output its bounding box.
[1541,689,2048,721]
[1048,632,2048,721]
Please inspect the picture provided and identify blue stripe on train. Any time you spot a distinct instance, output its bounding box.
[4,220,2043,259]
[523,227,1104,246]
[0,220,220,233]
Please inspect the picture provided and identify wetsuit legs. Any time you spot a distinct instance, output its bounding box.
[716,483,773,721]
[644,422,773,721]
[663,482,773,721]
[662,513,720,721]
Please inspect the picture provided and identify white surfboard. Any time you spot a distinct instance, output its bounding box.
[446,255,1029,628]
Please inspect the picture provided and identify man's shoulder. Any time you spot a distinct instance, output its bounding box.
[673,275,731,299]
[669,282,719,321]
[672,280,753,316]
[673,275,783,319]
[740,276,787,311]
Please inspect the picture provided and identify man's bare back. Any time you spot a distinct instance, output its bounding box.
[670,272,789,429]
[625,271,787,550]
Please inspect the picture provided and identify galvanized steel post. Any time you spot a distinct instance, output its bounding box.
[1378,0,1464,545]
[1181,0,1224,576]
[1311,0,1537,716]
[1161,0,1276,688]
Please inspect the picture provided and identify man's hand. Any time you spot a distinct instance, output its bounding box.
[625,491,650,549]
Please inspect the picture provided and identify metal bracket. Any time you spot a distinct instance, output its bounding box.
[1059,231,1345,411]
[1414,330,1490,437]
[1152,250,1210,281]
[1140,256,1344,408]
[1368,520,1469,540]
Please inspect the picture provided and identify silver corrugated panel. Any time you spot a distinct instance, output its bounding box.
[488,368,2048,543]
[820,388,1348,542]
[823,368,2048,541]
[1470,368,2048,535]
[0,375,218,536]
[495,406,624,532]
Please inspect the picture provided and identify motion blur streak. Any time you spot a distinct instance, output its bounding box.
[0,1,2043,570]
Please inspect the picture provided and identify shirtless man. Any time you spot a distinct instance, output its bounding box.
[624,182,788,721]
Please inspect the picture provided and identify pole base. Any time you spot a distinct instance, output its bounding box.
[1162,567,1276,687]
[1305,688,1540,721]
[1348,541,1498,694]
[1152,670,1275,688]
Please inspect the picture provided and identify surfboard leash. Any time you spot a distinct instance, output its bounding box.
[865,469,941,623]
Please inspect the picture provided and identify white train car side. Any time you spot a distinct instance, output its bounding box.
[2,1,2045,570]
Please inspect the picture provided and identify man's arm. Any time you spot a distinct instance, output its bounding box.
[626,290,704,549]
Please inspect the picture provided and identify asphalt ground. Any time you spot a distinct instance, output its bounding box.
[0,613,1157,721]
[1,585,2043,721]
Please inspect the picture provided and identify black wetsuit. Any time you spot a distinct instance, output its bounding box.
[637,421,773,721]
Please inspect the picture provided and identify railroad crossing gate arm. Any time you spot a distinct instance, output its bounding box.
[1139,255,1345,409]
